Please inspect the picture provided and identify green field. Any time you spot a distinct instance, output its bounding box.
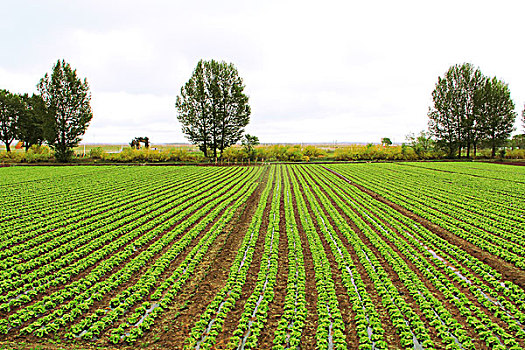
[0,163,524,349]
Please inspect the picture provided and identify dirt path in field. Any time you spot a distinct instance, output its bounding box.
[145,170,268,349]
[288,168,319,350]
[490,161,525,166]
[321,166,525,290]
[256,174,289,349]
[211,177,274,348]
[139,167,270,349]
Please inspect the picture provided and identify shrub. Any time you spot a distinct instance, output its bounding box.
[89,147,105,159]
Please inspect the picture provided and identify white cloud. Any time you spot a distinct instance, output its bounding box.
[0,68,40,94]
[1,0,524,144]
[84,92,184,144]
[69,29,155,68]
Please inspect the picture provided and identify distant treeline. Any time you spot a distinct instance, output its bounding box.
[2,60,524,164]
[2,141,524,164]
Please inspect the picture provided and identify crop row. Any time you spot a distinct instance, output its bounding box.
[0,168,242,310]
[288,166,347,349]
[311,164,524,349]
[0,167,223,246]
[228,167,282,349]
[325,163,525,269]
[271,166,307,350]
[185,166,276,349]
[0,166,263,340]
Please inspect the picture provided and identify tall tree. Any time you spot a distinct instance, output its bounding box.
[38,60,93,162]
[176,61,211,157]
[428,63,483,158]
[176,59,250,159]
[522,104,525,130]
[428,72,460,157]
[0,89,24,152]
[17,93,47,150]
[459,64,484,158]
[475,77,516,157]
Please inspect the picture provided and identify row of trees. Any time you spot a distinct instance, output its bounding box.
[0,91,45,152]
[0,60,92,162]
[175,60,524,162]
[428,63,520,158]
[3,58,248,163]
[3,58,523,163]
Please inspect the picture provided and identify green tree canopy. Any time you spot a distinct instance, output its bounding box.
[381,137,392,146]
[0,89,24,152]
[241,134,259,160]
[406,130,434,157]
[428,63,483,158]
[474,76,516,157]
[17,93,47,150]
[176,59,251,159]
[38,59,93,162]
[428,63,516,158]
[522,104,525,130]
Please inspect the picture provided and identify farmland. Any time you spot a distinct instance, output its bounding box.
[0,163,524,350]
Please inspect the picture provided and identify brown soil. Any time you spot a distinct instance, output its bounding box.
[298,167,402,348]
[319,165,525,349]
[256,173,288,349]
[211,177,273,348]
[491,161,525,166]
[322,166,525,289]
[134,169,268,350]
[287,167,357,349]
[1,168,260,348]
[288,168,319,350]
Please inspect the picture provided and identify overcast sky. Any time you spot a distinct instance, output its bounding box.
[1,0,524,144]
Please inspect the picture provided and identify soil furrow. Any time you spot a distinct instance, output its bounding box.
[321,166,525,289]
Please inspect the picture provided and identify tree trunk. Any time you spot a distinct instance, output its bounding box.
[466,143,470,159]
[5,142,11,152]
[202,124,208,158]
[473,142,477,158]
[491,131,496,158]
